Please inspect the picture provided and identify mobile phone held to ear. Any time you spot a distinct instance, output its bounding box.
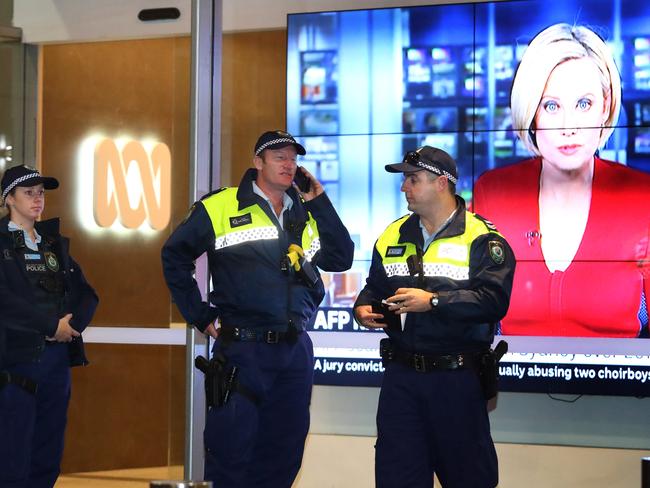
[294,167,311,193]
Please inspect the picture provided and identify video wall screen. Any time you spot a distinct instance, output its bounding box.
[287,0,650,396]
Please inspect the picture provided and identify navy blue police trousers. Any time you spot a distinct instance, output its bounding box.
[204,332,314,488]
[0,342,71,488]
[375,362,498,488]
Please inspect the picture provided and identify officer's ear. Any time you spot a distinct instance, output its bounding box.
[253,154,264,171]
[436,175,449,192]
[4,193,14,208]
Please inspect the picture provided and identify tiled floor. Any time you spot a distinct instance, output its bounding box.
[56,466,184,487]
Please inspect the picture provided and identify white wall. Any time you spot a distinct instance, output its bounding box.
[220,0,477,33]
[13,0,192,43]
[13,0,480,42]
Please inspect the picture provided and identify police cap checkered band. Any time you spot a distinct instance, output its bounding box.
[406,155,458,184]
[385,146,458,184]
[254,130,306,156]
[1,165,59,200]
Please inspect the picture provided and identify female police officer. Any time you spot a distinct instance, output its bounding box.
[0,165,98,488]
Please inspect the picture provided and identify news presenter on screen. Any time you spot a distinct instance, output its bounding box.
[353,146,515,488]
[0,165,98,487]
[161,130,353,488]
[473,23,650,338]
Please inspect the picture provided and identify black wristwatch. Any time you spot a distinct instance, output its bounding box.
[430,292,439,309]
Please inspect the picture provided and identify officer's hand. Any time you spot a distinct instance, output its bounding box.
[294,166,324,201]
[54,314,80,342]
[354,305,387,329]
[204,322,219,339]
[387,288,435,313]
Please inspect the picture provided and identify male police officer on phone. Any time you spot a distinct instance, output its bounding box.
[354,146,515,488]
[162,130,354,488]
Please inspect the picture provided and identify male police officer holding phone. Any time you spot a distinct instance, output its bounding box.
[162,130,354,488]
[354,146,515,488]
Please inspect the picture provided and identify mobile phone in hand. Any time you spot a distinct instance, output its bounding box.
[294,167,311,193]
[371,299,402,332]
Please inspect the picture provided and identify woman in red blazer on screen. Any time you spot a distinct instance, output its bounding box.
[473,23,650,338]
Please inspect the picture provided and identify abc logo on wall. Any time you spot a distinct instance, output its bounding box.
[81,137,172,233]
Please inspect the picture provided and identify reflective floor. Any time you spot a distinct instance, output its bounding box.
[53,440,650,488]
[56,466,184,487]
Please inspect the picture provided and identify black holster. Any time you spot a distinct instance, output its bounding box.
[478,340,508,400]
[194,352,238,408]
[195,353,260,408]
[379,338,394,368]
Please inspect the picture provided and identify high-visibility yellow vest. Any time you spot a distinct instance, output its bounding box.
[376,211,501,281]
[201,188,321,261]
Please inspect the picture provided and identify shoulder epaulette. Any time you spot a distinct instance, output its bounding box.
[473,212,499,232]
[200,187,228,201]
[180,188,229,224]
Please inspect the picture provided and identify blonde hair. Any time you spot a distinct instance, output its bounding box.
[510,23,621,156]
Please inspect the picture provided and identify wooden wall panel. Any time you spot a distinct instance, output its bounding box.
[61,344,185,473]
[40,37,190,327]
[40,32,288,325]
[221,30,287,186]
[168,345,186,465]
[39,37,192,473]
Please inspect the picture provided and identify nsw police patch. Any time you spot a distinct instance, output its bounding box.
[44,252,60,272]
[488,241,505,265]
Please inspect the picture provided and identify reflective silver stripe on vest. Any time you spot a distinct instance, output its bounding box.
[214,226,279,250]
[303,237,321,262]
[383,263,410,277]
[384,262,469,280]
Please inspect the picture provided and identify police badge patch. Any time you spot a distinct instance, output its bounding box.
[44,252,60,272]
[488,241,505,265]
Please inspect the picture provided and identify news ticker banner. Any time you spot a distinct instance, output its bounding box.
[312,345,650,395]
[79,309,650,395]
[309,308,650,395]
